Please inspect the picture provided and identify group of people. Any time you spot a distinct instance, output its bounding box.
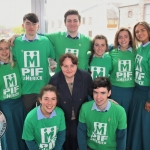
[0,8,150,150]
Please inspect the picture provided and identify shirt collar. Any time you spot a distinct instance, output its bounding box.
[22,34,39,42]
[0,61,4,65]
[92,101,111,112]
[37,106,56,120]
[93,54,104,58]
[66,32,80,39]
[118,45,132,52]
[141,41,150,47]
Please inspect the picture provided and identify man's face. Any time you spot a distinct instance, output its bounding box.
[22,19,39,36]
[65,15,80,34]
[93,87,111,110]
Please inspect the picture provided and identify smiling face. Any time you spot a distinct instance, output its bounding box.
[39,91,57,118]
[118,30,130,50]
[135,24,149,44]
[93,87,111,110]
[94,39,107,57]
[0,41,10,63]
[65,15,80,34]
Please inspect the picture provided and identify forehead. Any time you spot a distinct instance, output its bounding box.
[42,91,56,97]
[93,87,108,93]
[66,14,79,20]
[62,57,73,64]
[135,24,145,30]
[95,39,106,44]
[0,42,9,47]
[118,30,129,36]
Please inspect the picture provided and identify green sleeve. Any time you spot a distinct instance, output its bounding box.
[117,107,127,130]
[47,40,55,60]
[78,105,86,123]
[22,117,35,141]
[45,33,56,46]
[58,109,66,131]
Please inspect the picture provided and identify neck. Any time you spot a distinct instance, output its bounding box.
[65,76,74,84]
[120,46,129,51]
[68,31,78,38]
[25,34,36,40]
[1,60,9,63]
[97,101,108,111]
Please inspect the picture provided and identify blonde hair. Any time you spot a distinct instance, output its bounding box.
[0,39,15,67]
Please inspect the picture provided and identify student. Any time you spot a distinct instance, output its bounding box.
[0,39,27,150]
[12,13,55,113]
[77,77,127,150]
[109,28,136,114]
[87,35,112,79]
[49,53,93,150]
[9,10,91,73]
[22,84,66,150]
[127,21,150,150]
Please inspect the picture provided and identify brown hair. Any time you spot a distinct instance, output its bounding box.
[88,35,108,69]
[39,84,59,102]
[64,9,81,23]
[114,27,135,49]
[59,53,78,66]
[133,21,150,47]
[23,13,39,23]
[0,39,14,67]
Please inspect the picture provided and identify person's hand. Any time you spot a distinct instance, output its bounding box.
[8,35,20,46]
[145,101,150,112]
[109,99,118,105]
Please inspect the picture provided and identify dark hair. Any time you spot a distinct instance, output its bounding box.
[23,13,39,23]
[92,77,111,92]
[39,84,59,102]
[133,21,150,47]
[64,9,81,23]
[114,27,135,49]
[88,35,108,72]
[59,53,78,66]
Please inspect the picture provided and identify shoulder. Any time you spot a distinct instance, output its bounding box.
[55,107,65,115]
[77,69,91,78]
[80,33,91,41]
[25,107,37,121]
[81,101,94,111]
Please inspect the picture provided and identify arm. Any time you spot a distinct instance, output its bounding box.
[77,122,88,150]
[116,129,127,150]
[8,34,21,46]
[25,140,39,150]
[53,130,66,150]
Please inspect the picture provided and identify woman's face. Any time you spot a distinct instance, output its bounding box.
[93,39,107,57]
[135,24,149,44]
[118,30,130,50]
[0,42,10,63]
[61,57,77,79]
[39,91,57,118]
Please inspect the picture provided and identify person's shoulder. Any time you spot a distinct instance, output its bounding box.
[81,101,94,110]
[110,100,126,113]
[104,52,111,58]
[25,107,38,121]
[78,69,91,77]
[80,33,91,41]
[14,36,23,43]
[51,71,61,79]
[55,106,64,115]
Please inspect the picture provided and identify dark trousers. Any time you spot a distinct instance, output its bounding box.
[22,94,39,113]
[63,119,78,150]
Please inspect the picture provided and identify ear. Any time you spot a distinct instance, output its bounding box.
[38,97,42,104]
[108,90,111,97]
[22,23,24,28]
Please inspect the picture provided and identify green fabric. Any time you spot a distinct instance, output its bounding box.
[79,101,126,150]
[0,63,21,100]
[45,32,91,72]
[109,48,136,87]
[87,52,112,79]
[22,106,66,150]
[135,44,150,86]
[12,35,55,94]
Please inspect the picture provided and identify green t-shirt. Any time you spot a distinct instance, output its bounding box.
[22,106,66,150]
[0,63,21,101]
[12,35,55,94]
[79,101,127,150]
[109,48,136,87]
[135,43,150,86]
[45,32,91,72]
[87,52,112,79]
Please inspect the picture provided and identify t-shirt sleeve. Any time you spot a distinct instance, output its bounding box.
[117,107,127,130]
[45,33,55,45]
[58,109,66,131]
[22,116,35,141]
[78,105,86,123]
[46,40,55,60]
